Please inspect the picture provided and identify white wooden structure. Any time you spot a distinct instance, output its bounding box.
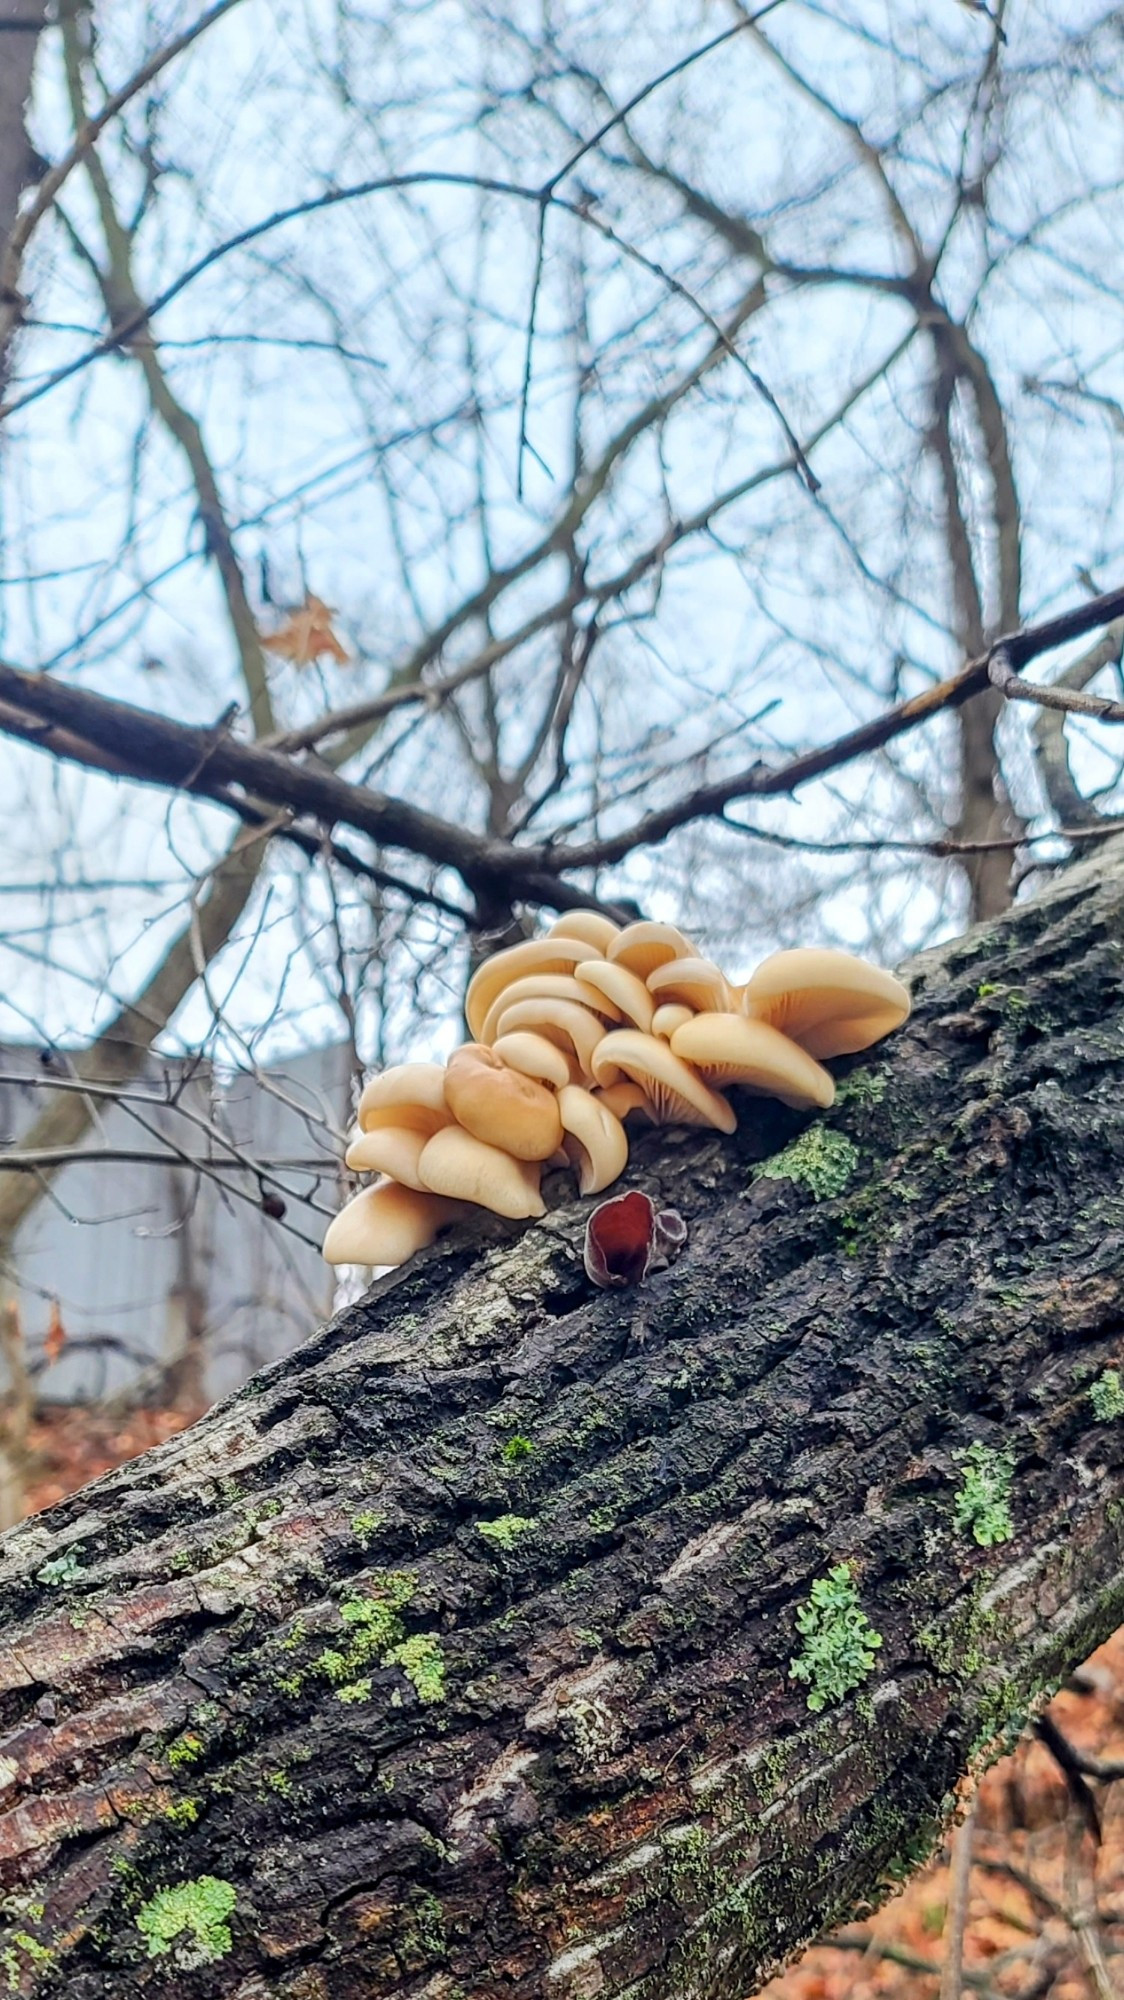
[1,1041,352,1402]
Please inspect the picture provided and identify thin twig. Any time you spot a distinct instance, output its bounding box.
[941,1797,978,2000]
[1035,1714,1103,1842]
[990,646,1124,723]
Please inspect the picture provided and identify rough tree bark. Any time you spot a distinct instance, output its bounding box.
[4,840,1124,1999]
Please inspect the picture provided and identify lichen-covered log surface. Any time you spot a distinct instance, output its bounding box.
[4,847,1124,2000]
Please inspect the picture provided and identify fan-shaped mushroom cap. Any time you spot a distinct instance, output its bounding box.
[443,1043,562,1161]
[345,1124,430,1188]
[648,956,736,1011]
[591,1031,736,1133]
[594,1081,657,1123]
[575,959,655,1032]
[478,974,622,1046]
[418,1126,546,1218]
[465,938,603,1040]
[670,1012,835,1110]
[557,1085,629,1196]
[491,1031,576,1089]
[549,911,620,952]
[740,948,911,1058]
[492,997,606,1078]
[651,1002,694,1039]
[323,1180,466,1267]
[357,1062,450,1135]
[606,920,695,980]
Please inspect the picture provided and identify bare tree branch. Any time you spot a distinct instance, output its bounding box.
[2,585,1122,905]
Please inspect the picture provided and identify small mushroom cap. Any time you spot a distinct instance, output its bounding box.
[670,1012,835,1110]
[740,948,911,1057]
[418,1125,546,1218]
[647,956,736,1011]
[492,996,606,1078]
[443,1043,563,1161]
[465,937,603,1040]
[594,1081,657,1123]
[344,1124,430,1188]
[575,959,655,1032]
[651,1002,694,1039]
[606,920,696,980]
[591,1030,736,1133]
[478,973,622,1046]
[357,1062,450,1135]
[549,911,620,951]
[323,1179,466,1267]
[491,1031,576,1089]
[557,1084,629,1196]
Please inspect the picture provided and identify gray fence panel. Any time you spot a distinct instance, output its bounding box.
[1,1040,352,1403]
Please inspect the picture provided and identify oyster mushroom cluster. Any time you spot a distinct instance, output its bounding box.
[323,913,910,1269]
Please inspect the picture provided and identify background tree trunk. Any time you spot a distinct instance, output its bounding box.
[0,0,48,402]
[4,841,1124,1998]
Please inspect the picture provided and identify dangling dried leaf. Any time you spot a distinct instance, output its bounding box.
[44,1298,65,1366]
[262,593,350,667]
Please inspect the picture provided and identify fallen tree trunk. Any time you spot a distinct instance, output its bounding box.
[4,842,1124,1999]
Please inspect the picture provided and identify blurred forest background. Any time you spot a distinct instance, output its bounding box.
[3,0,1124,1992]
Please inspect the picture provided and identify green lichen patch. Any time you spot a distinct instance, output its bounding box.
[755,1127,859,1201]
[135,1876,236,1967]
[952,1442,1015,1547]
[789,1562,883,1712]
[1090,1369,1124,1422]
[317,1572,416,1683]
[476,1513,536,1549]
[35,1551,84,1587]
[833,1067,887,1108]
[403,1890,447,1963]
[165,1732,204,1769]
[350,1509,385,1548]
[385,1634,447,1704]
[161,1798,200,1828]
[315,1571,447,1705]
[335,1678,372,1704]
[1,1930,53,1993]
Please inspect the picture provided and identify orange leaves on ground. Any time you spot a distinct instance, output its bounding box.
[760,1627,1124,2000]
[25,1403,199,1516]
[261,593,350,667]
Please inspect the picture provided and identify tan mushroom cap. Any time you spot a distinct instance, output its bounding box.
[492,996,606,1078]
[357,1062,450,1135]
[418,1126,546,1218]
[594,1080,657,1123]
[575,959,655,1032]
[465,937,603,1040]
[670,1012,835,1110]
[443,1043,562,1162]
[606,920,696,981]
[740,948,911,1058]
[549,911,620,952]
[478,973,622,1046]
[648,956,736,1012]
[323,1179,466,1267]
[345,1124,430,1188]
[491,1031,576,1089]
[557,1085,629,1196]
[591,1030,736,1133]
[651,1002,694,1040]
